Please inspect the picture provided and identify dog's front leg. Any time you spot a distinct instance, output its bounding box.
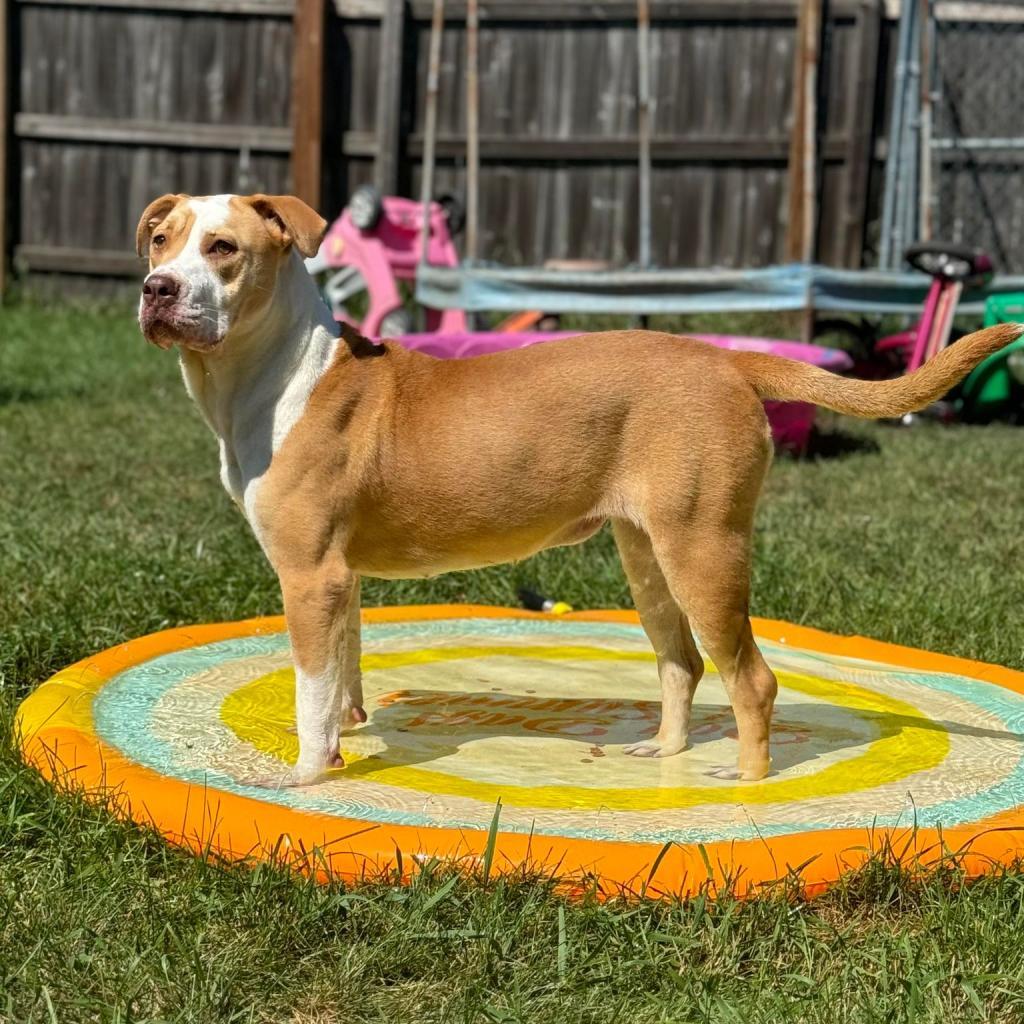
[248,566,358,789]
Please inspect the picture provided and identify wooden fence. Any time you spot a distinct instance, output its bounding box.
[0,0,887,290]
[8,0,296,279]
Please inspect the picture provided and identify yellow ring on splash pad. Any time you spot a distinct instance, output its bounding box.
[15,605,1024,900]
[221,646,948,811]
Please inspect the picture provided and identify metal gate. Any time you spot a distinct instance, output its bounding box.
[882,0,1024,273]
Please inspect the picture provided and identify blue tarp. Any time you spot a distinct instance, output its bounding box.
[416,262,1024,317]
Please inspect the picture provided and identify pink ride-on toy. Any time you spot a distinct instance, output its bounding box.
[823,241,993,386]
[310,184,468,337]
[890,243,993,375]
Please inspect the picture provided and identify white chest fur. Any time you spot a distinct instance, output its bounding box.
[177,253,340,519]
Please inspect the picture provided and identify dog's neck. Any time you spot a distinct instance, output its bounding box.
[179,249,339,508]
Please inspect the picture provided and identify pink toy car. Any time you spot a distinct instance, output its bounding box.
[311,185,467,337]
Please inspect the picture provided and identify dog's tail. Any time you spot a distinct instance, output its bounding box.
[729,322,1024,418]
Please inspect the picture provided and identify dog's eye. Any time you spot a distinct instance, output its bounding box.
[211,240,237,257]
[152,234,166,248]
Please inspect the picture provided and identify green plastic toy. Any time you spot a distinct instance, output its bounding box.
[959,293,1024,421]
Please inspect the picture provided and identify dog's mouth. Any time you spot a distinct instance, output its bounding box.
[139,306,223,352]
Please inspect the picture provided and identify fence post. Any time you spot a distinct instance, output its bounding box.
[786,0,827,342]
[374,0,406,195]
[786,0,823,267]
[292,0,326,209]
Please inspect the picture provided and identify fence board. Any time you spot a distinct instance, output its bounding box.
[373,0,405,192]
[25,0,292,12]
[16,113,292,150]
[340,0,871,19]
[292,0,326,206]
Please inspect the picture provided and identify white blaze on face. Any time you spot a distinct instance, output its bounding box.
[142,195,234,346]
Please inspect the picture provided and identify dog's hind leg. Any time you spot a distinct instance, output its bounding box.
[282,574,366,743]
[613,519,704,758]
[336,575,367,732]
[647,521,777,782]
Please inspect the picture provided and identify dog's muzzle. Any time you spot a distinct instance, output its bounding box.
[139,271,206,350]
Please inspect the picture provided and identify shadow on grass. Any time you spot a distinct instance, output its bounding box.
[803,428,882,461]
[0,384,87,406]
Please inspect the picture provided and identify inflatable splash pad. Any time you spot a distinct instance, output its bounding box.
[16,606,1024,898]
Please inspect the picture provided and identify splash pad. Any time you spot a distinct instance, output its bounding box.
[17,606,1024,897]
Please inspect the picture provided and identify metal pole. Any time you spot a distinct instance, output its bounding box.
[465,0,480,264]
[932,137,1024,150]
[812,0,831,262]
[919,0,937,240]
[879,0,915,268]
[419,0,445,266]
[801,0,821,265]
[637,0,652,268]
[895,0,921,262]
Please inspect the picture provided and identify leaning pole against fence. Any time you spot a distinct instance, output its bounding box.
[418,0,445,268]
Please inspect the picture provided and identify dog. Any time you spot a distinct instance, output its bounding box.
[135,191,1022,788]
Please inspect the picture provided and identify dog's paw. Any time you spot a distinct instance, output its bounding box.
[705,762,770,782]
[341,705,367,731]
[624,738,686,758]
[239,770,315,791]
[239,757,343,790]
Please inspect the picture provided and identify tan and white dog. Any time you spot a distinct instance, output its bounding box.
[136,191,1022,788]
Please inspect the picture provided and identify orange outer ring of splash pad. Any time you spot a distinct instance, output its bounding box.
[16,604,1024,900]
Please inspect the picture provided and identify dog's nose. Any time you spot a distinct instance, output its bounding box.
[142,273,181,308]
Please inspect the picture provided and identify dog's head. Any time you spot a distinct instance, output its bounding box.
[135,193,327,352]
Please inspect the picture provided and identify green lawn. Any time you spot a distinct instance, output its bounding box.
[2,300,1024,1022]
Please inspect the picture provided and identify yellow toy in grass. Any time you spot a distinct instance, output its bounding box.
[518,587,573,615]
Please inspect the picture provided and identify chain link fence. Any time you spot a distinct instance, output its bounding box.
[930,1,1024,272]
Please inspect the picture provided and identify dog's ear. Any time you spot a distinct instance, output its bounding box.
[135,194,187,257]
[244,194,327,258]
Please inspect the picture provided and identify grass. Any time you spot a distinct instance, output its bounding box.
[2,299,1024,1021]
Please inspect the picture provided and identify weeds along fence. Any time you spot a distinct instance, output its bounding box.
[2,0,886,288]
